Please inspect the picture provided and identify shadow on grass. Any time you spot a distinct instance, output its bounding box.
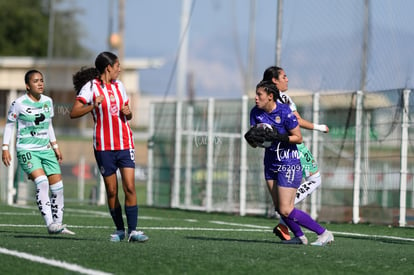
[185,235,286,245]
[187,234,414,247]
[13,235,96,241]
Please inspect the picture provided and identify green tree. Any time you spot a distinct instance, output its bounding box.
[0,0,91,58]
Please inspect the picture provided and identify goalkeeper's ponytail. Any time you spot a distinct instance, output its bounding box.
[256,80,283,103]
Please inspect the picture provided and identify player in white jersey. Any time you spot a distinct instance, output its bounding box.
[70,52,148,243]
[2,69,74,235]
[261,66,333,245]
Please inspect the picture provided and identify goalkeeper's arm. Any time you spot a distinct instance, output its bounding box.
[265,127,289,143]
[265,125,303,144]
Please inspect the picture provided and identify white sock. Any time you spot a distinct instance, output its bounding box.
[294,172,322,204]
[50,181,64,224]
[34,175,53,226]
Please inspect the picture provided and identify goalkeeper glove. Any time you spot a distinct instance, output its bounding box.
[264,126,289,143]
[244,125,266,147]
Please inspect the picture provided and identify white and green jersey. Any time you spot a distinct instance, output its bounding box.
[279,92,297,112]
[278,91,319,177]
[6,94,54,151]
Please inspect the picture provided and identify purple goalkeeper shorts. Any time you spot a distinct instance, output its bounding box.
[264,162,302,188]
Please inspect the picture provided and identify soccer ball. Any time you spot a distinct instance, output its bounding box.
[256,123,273,148]
[256,123,273,131]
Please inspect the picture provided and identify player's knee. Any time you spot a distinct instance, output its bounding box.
[278,206,294,217]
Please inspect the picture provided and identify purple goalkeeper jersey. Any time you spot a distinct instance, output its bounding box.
[249,103,302,185]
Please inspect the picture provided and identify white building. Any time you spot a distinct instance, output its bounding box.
[0,56,164,129]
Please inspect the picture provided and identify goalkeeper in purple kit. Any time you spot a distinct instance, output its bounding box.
[244,80,333,246]
[262,66,329,241]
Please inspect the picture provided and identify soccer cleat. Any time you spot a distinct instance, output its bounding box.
[128,230,149,243]
[273,223,291,240]
[311,230,334,246]
[60,228,76,235]
[110,230,126,242]
[282,235,308,245]
[48,223,66,234]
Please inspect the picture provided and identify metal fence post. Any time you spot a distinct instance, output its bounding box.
[146,103,155,206]
[184,105,194,207]
[311,92,320,219]
[172,101,183,208]
[206,98,214,212]
[239,96,249,216]
[353,91,363,224]
[6,89,17,205]
[399,89,411,227]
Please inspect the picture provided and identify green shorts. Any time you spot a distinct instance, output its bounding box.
[297,143,319,178]
[17,149,61,176]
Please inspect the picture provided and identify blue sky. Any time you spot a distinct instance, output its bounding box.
[67,0,278,98]
[68,0,414,98]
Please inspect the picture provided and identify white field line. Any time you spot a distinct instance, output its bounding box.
[4,207,414,243]
[328,231,414,242]
[3,206,413,274]
[0,247,113,275]
[1,223,413,242]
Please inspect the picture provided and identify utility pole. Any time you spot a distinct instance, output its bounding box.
[172,0,192,208]
[245,0,256,97]
[275,0,283,66]
[118,0,125,72]
[46,0,55,83]
[177,0,191,102]
[360,0,369,91]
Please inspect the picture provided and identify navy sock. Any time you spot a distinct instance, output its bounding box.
[125,205,138,234]
[109,206,124,231]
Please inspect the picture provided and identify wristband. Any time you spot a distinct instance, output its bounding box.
[2,145,8,150]
[313,124,328,132]
[52,144,59,149]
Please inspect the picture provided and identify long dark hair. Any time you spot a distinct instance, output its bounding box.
[256,80,283,102]
[95,51,118,74]
[72,67,99,94]
[72,51,118,94]
[262,66,283,82]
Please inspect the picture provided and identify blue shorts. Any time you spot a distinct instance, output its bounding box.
[94,149,135,177]
[264,162,302,188]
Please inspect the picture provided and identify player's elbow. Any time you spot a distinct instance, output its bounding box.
[69,110,83,119]
[69,112,78,119]
[290,135,302,144]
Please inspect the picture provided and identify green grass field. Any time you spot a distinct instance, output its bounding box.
[0,203,413,275]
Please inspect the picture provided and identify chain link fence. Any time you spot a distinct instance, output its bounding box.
[147,89,414,226]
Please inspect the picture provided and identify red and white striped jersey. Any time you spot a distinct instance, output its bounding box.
[76,79,134,151]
